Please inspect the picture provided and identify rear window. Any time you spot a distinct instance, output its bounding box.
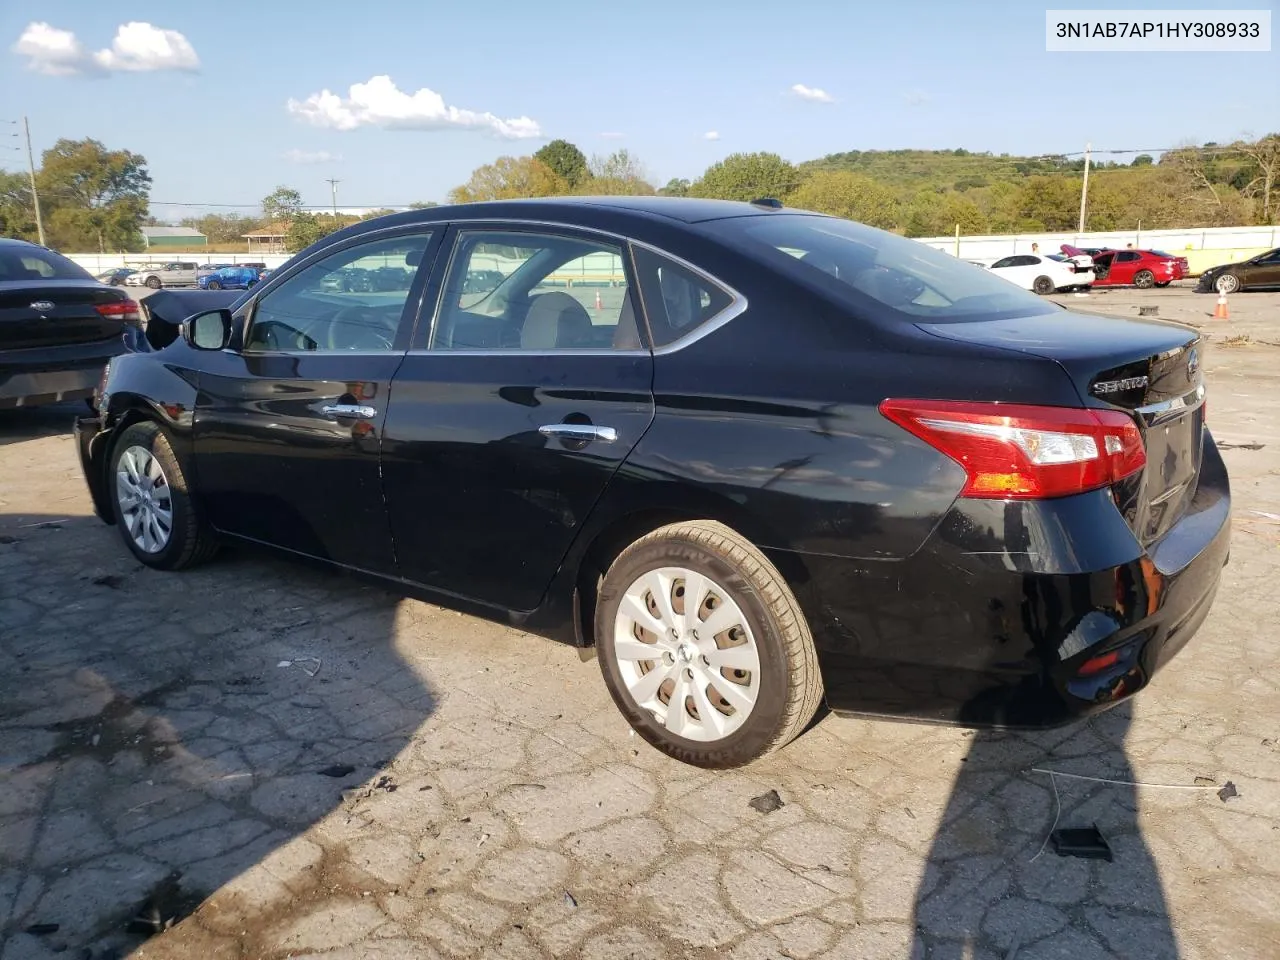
[0,247,93,282]
[709,214,1054,322]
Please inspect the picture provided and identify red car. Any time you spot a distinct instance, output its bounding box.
[1073,247,1189,288]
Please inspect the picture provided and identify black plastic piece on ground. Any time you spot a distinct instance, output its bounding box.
[1050,824,1113,861]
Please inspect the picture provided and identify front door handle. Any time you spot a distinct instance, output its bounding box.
[538,423,618,443]
[321,403,378,419]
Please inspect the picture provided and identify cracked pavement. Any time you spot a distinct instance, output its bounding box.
[2,289,1279,959]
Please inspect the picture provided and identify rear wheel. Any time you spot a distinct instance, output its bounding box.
[1032,275,1055,295]
[109,422,217,570]
[594,520,822,768]
[1134,269,1155,289]
[1215,273,1241,294]
[146,276,162,289]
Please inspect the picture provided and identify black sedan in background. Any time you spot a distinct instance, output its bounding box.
[2,239,141,409]
[73,198,1230,768]
[1196,246,1280,293]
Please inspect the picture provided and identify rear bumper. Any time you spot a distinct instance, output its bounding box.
[786,435,1231,728]
[0,364,103,408]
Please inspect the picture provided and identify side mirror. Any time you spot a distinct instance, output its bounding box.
[183,309,233,351]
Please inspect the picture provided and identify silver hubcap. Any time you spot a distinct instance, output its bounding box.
[1217,275,1238,293]
[612,566,761,742]
[116,445,174,553]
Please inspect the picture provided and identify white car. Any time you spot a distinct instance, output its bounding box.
[984,253,1092,295]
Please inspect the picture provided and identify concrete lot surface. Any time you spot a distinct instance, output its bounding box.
[1,286,1278,959]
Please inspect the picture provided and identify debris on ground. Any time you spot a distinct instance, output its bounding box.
[748,789,785,814]
[24,923,59,935]
[1218,781,1239,803]
[277,657,322,677]
[318,764,356,778]
[1218,441,1266,450]
[91,574,124,588]
[342,775,398,809]
[564,891,578,908]
[1194,775,1217,786]
[1050,824,1113,862]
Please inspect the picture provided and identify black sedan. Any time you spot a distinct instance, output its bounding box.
[2,239,142,409]
[73,198,1230,768]
[1196,246,1280,294]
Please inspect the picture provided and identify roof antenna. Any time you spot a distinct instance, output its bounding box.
[750,197,783,209]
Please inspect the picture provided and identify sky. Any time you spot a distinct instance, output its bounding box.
[1,1,1276,221]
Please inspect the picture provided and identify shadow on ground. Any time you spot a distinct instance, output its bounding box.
[911,702,1179,959]
[0,403,87,448]
[0,512,435,958]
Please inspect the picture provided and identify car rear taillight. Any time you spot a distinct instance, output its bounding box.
[879,399,1147,499]
[95,299,141,323]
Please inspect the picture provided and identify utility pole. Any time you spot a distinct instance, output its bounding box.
[1077,141,1091,235]
[325,178,341,216]
[23,117,46,246]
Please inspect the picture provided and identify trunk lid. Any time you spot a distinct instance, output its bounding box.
[0,280,136,351]
[916,311,1204,545]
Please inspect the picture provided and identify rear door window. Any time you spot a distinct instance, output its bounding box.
[631,246,736,347]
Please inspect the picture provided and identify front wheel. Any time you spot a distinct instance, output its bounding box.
[146,276,162,289]
[594,520,823,768]
[1032,275,1055,295]
[1133,269,1155,289]
[109,421,217,570]
[206,279,222,290]
[1215,273,1241,294]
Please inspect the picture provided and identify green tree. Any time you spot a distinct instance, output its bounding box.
[1132,154,1154,166]
[533,139,589,188]
[448,156,568,203]
[0,171,36,241]
[180,213,262,244]
[409,201,439,209]
[286,212,328,252]
[903,190,989,237]
[36,137,151,252]
[689,152,799,202]
[361,208,398,219]
[660,178,691,197]
[786,170,900,229]
[262,186,304,226]
[578,149,655,195]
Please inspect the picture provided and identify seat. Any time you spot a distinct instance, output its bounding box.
[520,292,593,349]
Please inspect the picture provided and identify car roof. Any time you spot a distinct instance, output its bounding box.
[0,237,44,250]
[380,196,793,228]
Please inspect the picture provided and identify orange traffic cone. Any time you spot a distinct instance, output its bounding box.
[1213,293,1229,320]
[594,290,603,311]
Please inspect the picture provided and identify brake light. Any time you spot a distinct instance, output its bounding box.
[879,399,1146,499]
[95,299,141,322]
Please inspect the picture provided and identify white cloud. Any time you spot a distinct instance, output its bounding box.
[790,83,834,104]
[599,131,626,139]
[703,130,720,141]
[12,22,86,76]
[12,20,198,75]
[284,149,342,164]
[902,90,930,107]
[92,22,199,72]
[287,75,541,139]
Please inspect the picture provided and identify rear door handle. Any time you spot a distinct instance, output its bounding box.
[321,403,378,419]
[538,423,618,443]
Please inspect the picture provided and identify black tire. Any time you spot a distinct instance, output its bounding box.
[1032,275,1055,295]
[108,421,217,570]
[146,276,162,289]
[1154,281,1171,288]
[206,279,221,290]
[1133,269,1155,289]
[594,520,822,768]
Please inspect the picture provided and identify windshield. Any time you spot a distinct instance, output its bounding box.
[0,246,93,282]
[709,214,1055,322]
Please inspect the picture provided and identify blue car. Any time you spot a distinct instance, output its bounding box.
[198,266,260,290]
